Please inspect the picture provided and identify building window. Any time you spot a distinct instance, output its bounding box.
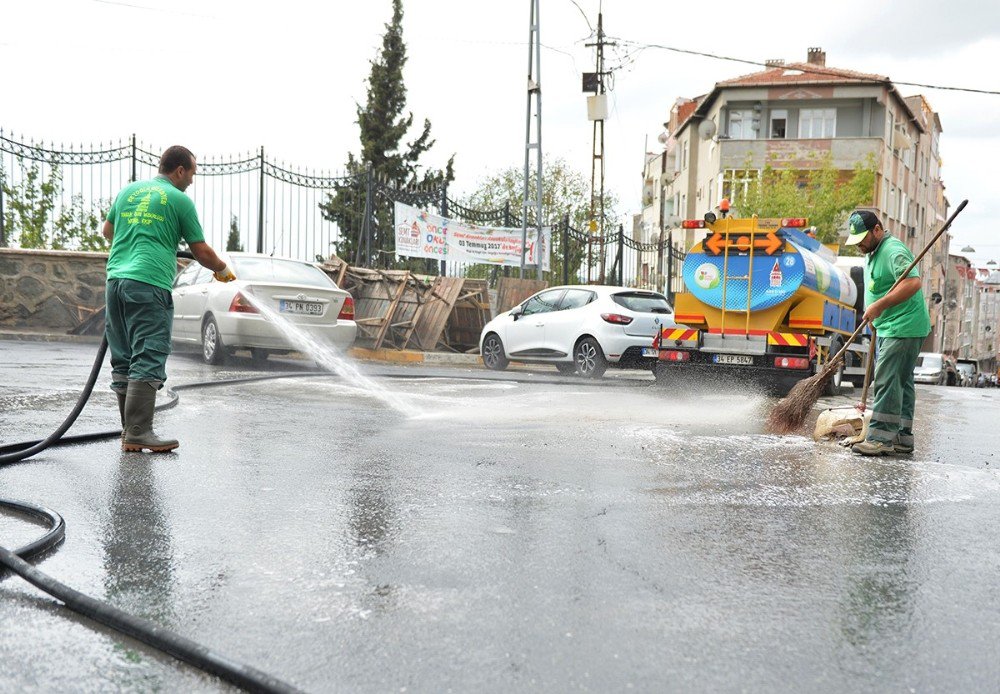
[728,109,755,139]
[681,140,689,171]
[799,108,836,138]
[721,169,759,208]
[770,109,787,139]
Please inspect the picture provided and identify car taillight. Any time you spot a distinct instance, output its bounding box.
[228,292,259,313]
[601,313,633,325]
[774,356,810,369]
[658,350,690,362]
[338,296,355,320]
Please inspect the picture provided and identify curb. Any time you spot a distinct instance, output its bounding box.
[0,332,484,365]
[0,330,102,344]
[348,347,482,366]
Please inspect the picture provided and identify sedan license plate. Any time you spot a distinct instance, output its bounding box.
[641,347,659,357]
[279,300,323,316]
[713,353,753,366]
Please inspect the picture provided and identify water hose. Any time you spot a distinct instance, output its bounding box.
[0,335,304,694]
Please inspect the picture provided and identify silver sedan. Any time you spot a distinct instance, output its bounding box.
[171,253,357,365]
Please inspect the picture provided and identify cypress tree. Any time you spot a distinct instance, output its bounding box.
[320,0,454,267]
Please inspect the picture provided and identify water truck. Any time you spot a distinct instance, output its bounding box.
[654,215,870,394]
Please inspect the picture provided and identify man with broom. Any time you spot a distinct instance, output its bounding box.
[843,210,931,456]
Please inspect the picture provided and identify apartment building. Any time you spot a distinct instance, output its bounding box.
[641,48,950,329]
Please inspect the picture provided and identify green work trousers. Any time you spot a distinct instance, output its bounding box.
[866,335,923,449]
[105,278,173,392]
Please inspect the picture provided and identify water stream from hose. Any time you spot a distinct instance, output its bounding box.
[241,291,418,416]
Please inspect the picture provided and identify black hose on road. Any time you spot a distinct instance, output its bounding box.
[0,545,301,694]
[0,335,304,694]
[1,348,624,691]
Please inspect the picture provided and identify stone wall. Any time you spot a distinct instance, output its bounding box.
[0,248,108,330]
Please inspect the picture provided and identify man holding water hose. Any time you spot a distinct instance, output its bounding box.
[102,146,236,452]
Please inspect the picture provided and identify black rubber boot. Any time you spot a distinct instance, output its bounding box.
[115,391,126,439]
[122,381,178,453]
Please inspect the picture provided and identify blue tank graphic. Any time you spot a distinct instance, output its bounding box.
[682,228,856,311]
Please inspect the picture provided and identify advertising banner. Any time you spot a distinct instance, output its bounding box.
[394,202,550,270]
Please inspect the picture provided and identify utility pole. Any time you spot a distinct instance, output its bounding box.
[584,9,614,283]
[521,0,543,280]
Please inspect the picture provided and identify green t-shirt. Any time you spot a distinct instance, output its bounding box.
[864,234,931,338]
[105,176,205,291]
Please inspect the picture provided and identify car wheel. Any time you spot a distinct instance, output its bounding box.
[482,333,509,371]
[202,316,228,365]
[250,348,269,368]
[574,337,607,379]
[555,363,577,375]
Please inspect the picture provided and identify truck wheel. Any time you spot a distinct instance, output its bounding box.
[653,364,669,384]
[823,338,844,396]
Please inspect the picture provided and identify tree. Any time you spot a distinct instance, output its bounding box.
[226,215,243,252]
[1,157,108,251]
[460,157,620,282]
[319,0,454,268]
[738,152,877,253]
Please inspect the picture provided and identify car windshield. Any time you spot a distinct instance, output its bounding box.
[611,292,672,314]
[915,354,942,368]
[230,257,334,288]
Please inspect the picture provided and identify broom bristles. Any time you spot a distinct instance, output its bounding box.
[766,364,837,434]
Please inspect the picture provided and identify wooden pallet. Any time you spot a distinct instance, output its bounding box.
[320,258,496,353]
[496,276,548,313]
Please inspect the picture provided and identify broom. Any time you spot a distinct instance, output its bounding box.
[767,199,968,434]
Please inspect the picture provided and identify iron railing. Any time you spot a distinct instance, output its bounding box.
[0,130,679,292]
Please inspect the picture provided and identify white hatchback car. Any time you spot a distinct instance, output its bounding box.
[171,253,357,365]
[479,285,674,378]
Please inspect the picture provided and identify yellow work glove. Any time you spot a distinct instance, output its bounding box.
[213,264,236,282]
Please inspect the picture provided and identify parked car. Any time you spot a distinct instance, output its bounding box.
[479,285,674,378]
[956,359,979,387]
[172,253,357,365]
[913,352,958,386]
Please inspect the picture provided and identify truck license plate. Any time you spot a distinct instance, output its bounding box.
[279,300,322,315]
[641,347,658,357]
[714,354,753,366]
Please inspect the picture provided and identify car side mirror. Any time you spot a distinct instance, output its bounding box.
[510,306,523,320]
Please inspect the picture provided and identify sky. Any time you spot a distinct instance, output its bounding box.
[3,0,998,266]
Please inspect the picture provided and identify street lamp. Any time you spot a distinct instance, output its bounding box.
[961,245,976,253]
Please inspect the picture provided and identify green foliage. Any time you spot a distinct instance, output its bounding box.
[320,0,454,268]
[226,215,243,252]
[1,157,108,251]
[739,152,877,253]
[460,157,620,283]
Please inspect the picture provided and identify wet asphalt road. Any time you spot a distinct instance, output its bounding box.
[1,339,999,693]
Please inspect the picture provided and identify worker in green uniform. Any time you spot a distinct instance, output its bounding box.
[844,210,931,456]
[103,145,236,452]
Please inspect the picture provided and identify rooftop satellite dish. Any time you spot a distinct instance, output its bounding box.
[657,131,669,145]
[698,119,717,140]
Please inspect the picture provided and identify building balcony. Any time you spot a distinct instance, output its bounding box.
[719,137,884,171]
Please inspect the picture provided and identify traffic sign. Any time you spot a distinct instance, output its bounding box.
[704,231,784,256]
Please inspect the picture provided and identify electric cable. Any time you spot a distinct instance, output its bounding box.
[605,39,1000,96]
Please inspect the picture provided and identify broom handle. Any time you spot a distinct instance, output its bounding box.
[859,327,876,407]
[827,199,969,368]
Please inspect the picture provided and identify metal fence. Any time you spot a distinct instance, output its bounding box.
[0,130,679,292]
